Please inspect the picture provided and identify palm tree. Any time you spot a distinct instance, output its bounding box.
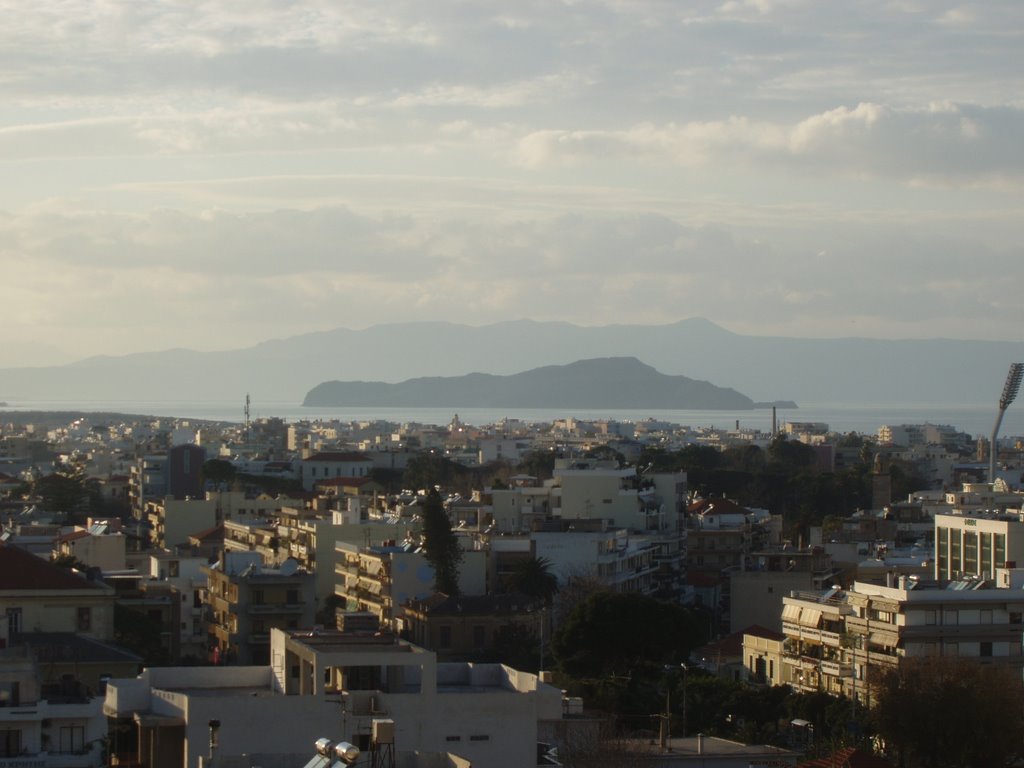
[508,556,559,604]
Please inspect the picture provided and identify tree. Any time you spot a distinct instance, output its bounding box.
[517,450,557,481]
[33,471,87,515]
[316,593,346,626]
[506,556,559,604]
[420,489,462,595]
[202,459,236,486]
[553,591,704,681]
[582,445,625,467]
[870,657,1024,768]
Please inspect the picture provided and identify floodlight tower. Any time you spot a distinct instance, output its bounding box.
[990,363,1023,483]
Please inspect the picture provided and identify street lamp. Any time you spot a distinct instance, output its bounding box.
[990,363,1023,483]
[680,662,689,739]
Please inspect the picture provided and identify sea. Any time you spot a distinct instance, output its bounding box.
[2,399,1023,439]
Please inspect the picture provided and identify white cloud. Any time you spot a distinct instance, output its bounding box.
[515,102,1024,184]
[0,0,1023,363]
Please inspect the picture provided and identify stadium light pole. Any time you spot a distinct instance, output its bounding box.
[990,363,1023,484]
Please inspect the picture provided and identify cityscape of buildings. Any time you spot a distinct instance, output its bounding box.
[0,406,1022,767]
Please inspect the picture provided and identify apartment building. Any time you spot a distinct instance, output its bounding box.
[780,574,1024,703]
[299,452,374,492]
[0,646,108,766]
[334,541,486,631]
[203,552,316,665]
[103,628,569,768]
[554,462,686,534]
[144,496,218,549]
[129,444,206,518]
[934,511,1024,581]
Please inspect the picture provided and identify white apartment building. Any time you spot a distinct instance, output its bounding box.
[103,628,567,768]
[299,452,374,492]
[781,574,1024,703]
[934,510,1024,581]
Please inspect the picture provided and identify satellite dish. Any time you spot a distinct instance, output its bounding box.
[280,558,299,576]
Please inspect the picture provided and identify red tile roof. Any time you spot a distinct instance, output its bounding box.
[0,543,103,590]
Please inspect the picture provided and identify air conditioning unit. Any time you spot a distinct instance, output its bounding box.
[372,719,395,745]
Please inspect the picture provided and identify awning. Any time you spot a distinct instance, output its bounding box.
[801,608,823,628]
[134,713,185,728]
[782,604,802,622]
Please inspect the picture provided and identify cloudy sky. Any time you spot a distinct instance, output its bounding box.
[2,0,1022,366]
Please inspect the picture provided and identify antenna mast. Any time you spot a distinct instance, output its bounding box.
[244,393,251,446]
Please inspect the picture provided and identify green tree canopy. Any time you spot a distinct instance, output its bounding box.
[420,489,462,595]
[553,591,704,681]
[871,656,1024,768]
[505,556,559,604]
[202,458,236,485]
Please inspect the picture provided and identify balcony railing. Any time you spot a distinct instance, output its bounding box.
[248,603,305,614]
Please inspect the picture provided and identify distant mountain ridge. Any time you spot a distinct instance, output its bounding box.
[0,318,1021,406]
[303,357,775,409]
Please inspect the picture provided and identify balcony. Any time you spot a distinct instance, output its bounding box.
[820,659,852,677]
[341,690,389,717]
[782,623,843,647]
[248,603,305,615]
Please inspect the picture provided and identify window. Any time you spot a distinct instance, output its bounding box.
[995,533,1007,569]
[469,735,490,742]
[77,607,92,632]
[0,729,21,758]
[980,642,993,657]
[287,589,300,605]
[944,609,958,626]
[6,609,21,637]
[252,589,265,605]
[59,725,85,754]
[473,625,486,649]
[964,532,978,574]
[925,610,937,626]
[0,682,20,707]
[446,736,461,742]
[439,625,452,649]
[937,526,949,577]
[950,534,962,575]
[981,609,993,625]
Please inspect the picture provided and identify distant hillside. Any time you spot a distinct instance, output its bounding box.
[304,357,766,409]
[0,318,1020,406]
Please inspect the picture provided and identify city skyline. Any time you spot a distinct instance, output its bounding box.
[2,1,1023,367]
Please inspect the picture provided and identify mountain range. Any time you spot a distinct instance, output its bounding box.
[0,318,1021,407]
[303,357,787,410]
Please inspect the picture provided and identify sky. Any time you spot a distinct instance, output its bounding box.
[2,0,1023,367]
